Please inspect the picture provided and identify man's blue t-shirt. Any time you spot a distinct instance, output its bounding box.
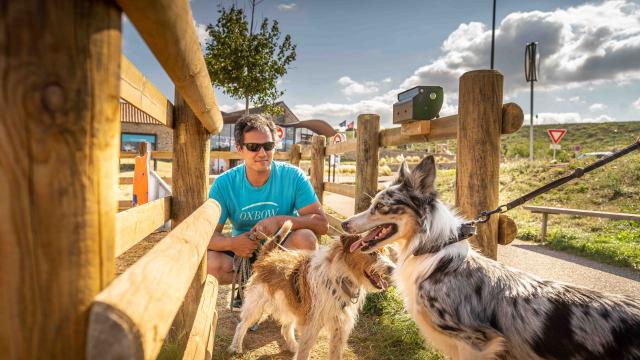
[208,161,318,236]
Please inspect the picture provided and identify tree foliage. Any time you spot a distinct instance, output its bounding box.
[204,6,296,113]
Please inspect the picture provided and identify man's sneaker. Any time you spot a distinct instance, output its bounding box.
[231,293,243,312]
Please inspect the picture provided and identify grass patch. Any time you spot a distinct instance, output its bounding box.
[350,289,443,360]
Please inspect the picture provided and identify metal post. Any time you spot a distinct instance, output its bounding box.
[530,79,534,162]
[491,0,496,69]
[525,42,538,162]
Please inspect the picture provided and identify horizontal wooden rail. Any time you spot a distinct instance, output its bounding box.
[87,200,221,359]
[117,0,223,134]
[323,182,356,198]
[181,275,219,360]
[378,103,523,147]
[326,212,345,236]
[119,176,215,186]
[121,56,174,127]
[120,151,291,161]
[325,139,357,156]
[115,197,171,257]
[524,206,640,221]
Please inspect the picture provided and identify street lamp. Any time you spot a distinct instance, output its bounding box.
[525,42,539,162]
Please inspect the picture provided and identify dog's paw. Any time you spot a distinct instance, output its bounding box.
[227,345,243,354]
[286,341,298,353]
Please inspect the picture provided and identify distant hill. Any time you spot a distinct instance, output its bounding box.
[501,121,640,161]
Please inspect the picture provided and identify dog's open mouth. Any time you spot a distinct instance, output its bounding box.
[364,269,389,290]
[349,223,398,252]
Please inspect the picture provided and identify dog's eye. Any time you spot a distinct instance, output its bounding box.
[375,202,385,210]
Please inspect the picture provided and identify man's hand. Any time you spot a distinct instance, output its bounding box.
[230,232,259,258]
[252,216,284,238]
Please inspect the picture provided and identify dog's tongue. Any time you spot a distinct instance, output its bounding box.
[349,227,384,252]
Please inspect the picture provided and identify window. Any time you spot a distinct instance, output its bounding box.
[121,133,157,151]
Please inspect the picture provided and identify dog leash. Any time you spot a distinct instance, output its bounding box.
[465,137,640,230]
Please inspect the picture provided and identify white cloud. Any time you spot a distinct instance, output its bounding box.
[219,102,245,113]
[194,21,210,48]
[589,103,606,112]
[382,78,392,83]
[633,97,640,109]
[338,76,380,96]
[278,3,297,11]
[293,1,640,125]
[537,112,616,124]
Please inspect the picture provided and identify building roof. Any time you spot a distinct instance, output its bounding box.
[120,101,164,125]
[222,102,337,137]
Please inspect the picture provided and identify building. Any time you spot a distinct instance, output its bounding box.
[120,100,336,172]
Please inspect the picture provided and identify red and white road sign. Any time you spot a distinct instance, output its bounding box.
[275,126,284,141]
[332,133,345,144]
[547,129,567,144]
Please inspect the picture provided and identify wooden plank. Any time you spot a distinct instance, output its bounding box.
[121,151,290,161]
[325,139,357,156]
[87,200,221,360]
[116,0,223,134]
[310,136,326,202]
[121,55,174,127]
[0,1,121,357]
[324,182,356,198]
[115,197,171,257]
[119,176,214,186]
[326,213,345,236]
[379,114,457,147]
[524,206,640,221]
[401,120,431,136]
[355,114,380,213]
[181,275,219,360]
[289,144,302,167]
[455,70,503,260]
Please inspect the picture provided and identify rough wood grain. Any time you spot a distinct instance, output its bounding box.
[86,200,221,360]
[455,70,503,259]
[0,1,120,358]
[325,139,357,156]
[401,120,431,136]
[289,144,302,166]
[324,182,356,198]
[326,213,345,236]
[121,55,174,127]
[115,197,172,257]
[181,275,219,360]
[172,91,211,226]
[116,0,223,133]
[379,114,457,147]
[355,114,380,213]
[497,214,518,246]
[501,102,524,135]
[310,136,326,202]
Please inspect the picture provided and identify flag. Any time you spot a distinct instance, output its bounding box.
[338,120,347,127]
[347,121,355,129]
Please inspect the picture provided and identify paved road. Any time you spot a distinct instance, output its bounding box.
[323,193,640,297]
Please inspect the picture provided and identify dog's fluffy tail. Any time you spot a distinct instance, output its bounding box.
[258,220,293,259]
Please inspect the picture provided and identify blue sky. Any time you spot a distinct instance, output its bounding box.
[123,0,640,128]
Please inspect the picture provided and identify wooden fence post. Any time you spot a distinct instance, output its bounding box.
[355,114,380,213]
[170,90,211,350]
[289,143,302,167]
[0,0,121,357]
[456,70,503,259]
[310,135,326,203]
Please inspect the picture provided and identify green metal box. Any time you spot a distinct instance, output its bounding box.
[392,86,443,124]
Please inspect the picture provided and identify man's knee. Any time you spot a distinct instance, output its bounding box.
[284,229,318,251]
[207,251,233,279]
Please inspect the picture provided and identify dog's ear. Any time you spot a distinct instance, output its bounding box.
[411,156,436,194]
[392,160,412,187]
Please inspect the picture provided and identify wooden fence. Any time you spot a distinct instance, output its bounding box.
[306,72,524,259]
[2,0,225,358]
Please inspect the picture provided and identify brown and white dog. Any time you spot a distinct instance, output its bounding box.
[342,156,640,360]
[228,221,395,359]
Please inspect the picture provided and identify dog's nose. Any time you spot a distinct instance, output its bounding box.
[341,221,350,232]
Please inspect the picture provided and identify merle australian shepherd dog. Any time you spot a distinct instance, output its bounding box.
[342,155,640,360]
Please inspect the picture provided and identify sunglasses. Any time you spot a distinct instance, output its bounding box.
[243,142,276,152]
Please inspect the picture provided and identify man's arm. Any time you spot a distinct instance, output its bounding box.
[208,223,258,258]
[252,201,329,236]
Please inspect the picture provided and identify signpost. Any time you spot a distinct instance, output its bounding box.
[547,129,567,161]
[276,126,284,141]
[331,133,345,182]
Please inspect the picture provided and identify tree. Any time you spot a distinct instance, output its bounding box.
[204,4,296,114]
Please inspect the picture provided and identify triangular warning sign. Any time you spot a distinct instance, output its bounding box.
[547,129,567,144]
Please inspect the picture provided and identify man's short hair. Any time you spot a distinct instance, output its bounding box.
[234,114,277,146]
